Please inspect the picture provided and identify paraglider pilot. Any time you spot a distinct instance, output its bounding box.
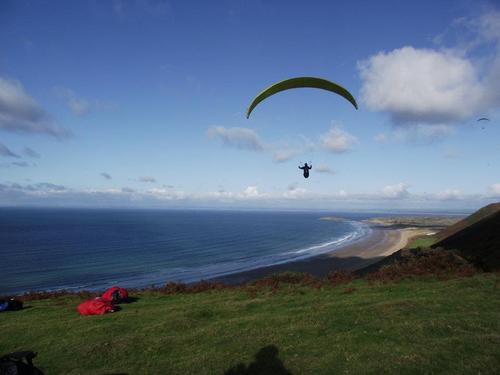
[299,163,312,178]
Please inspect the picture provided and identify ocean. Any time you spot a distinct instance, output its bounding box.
[0,208,376,294]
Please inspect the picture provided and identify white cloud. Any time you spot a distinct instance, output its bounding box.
[208,126,350,163]
[67,97,90,116]
[241,186,259,197]
[201,186,268,201]
[443,148,460,159]
[432,189,463,201]
[272,148,299,162]
[479,12,500,108]
[270,136,315,163]
[359,11,500,132]
[393,124,454,143]
[23,147,40,158]
[146,187,187,200]
[282,186,308,199]
[34,183,66,191]
[54,87,115,116]
[315,165,336,175]
[375,124,455,144]
[0,161,33,168]
[381,183,410,199]
[374,133,389,144]
[0,77,70,138]
[477,11,500,42]
[1,181,499,208]
[487,183,500,197]
[0,142,20,158]
[11,161,30,167]
[139,176,156,183]
[320,126,358,153]
[207,126,265,151]
[359,47,485,124]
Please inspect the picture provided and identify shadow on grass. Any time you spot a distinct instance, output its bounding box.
[225,345,292,375]
[122,296,140,304]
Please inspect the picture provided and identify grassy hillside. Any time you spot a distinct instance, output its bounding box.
[433,210,500,271]
[434,203,500,242]
[405,235,436,249]
[1,274,499,374]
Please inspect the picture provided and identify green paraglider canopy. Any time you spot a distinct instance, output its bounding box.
[246,76,358,118]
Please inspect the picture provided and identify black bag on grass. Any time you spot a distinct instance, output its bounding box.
[0,299,23,312]
[0,351,44,375]
[8,299,23,311]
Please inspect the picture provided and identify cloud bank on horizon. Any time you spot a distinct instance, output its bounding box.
[0,180,499,210]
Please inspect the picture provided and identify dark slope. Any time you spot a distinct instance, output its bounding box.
[432,209,500,271]
[434,203,500,242]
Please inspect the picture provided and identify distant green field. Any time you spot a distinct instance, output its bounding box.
[367,216,462,227]
[1,274,499,374]
[407,235,437,249]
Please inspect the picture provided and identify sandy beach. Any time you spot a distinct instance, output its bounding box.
[215,225,433,285]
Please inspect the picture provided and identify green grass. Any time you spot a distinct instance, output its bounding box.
[1,274,499,374]
[407,236,437,249]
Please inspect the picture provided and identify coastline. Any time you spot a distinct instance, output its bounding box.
[213,225,431,285]
[2,215,440,295]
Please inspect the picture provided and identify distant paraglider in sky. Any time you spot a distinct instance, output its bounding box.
[477,117,490,130]
[246,76,358,119]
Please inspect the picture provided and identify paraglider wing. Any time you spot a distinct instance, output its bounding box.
[477,118,490,122]
[246,77,358,118]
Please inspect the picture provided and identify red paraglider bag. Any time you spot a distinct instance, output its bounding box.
[101,286,129,303]
[77,298,115,315]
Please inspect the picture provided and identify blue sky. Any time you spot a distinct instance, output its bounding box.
[0,0,499,210]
